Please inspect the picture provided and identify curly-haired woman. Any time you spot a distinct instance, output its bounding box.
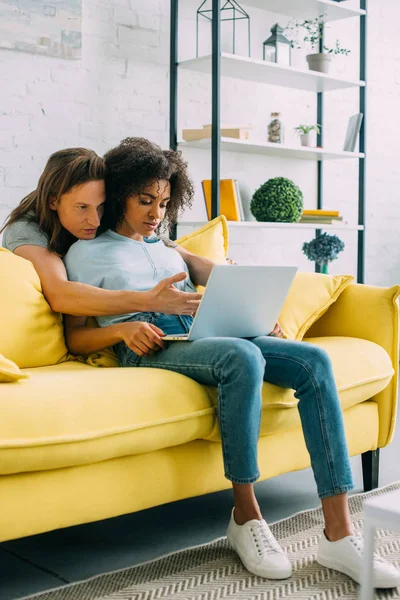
[1,147,203,322]
[63,137,400,589]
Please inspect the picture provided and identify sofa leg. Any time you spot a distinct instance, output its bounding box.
[361,449,380,492]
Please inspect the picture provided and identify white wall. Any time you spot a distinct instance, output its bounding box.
[0,0,399,285]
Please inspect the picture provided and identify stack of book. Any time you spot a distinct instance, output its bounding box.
[201,179,244,221]
[183,124,252,142]
[299,210,345,225]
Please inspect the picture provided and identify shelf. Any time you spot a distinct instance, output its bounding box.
[179,53,365,94]
[179,138,364,161]
[178,221,365,232]
[241,0,366,21]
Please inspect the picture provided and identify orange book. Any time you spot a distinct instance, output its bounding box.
[303,210,340,217]
[201,179,242,221]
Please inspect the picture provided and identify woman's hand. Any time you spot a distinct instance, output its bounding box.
[269,321,284,338]
[119,321,166,356]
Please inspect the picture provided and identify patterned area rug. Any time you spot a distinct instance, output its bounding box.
[22,483,400,600]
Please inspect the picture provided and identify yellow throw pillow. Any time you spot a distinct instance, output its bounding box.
[176,216,229,293]
[176,216,229,263]
[0,353,30,383]
[0,248,69,368]
[279,272,355,341]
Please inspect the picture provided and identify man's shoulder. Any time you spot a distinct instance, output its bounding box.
[2,213,49,252]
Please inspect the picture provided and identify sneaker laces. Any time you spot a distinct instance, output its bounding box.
[349,535,387,564]
[250,520,283,557]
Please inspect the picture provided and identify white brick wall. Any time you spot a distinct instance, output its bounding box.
[0,0,399,286]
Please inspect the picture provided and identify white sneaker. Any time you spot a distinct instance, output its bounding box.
[317,531,400,588]
[226,508,292,579]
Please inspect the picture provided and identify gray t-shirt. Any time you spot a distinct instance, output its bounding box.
[2,215,49,252]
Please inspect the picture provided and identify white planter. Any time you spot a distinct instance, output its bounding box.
[300,133,311,147]
[306,53,332,74]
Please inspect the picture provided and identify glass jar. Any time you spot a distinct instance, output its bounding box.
[268,112,284,144]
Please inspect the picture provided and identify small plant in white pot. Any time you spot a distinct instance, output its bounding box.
[294,124,320,147]
[285,14,350,74]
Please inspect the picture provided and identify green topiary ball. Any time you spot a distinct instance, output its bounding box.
[250,177,304,222]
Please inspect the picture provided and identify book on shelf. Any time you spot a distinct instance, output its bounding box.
[298,218,346,225]
[302,210,340,217]
[234,180,245,220]
[201,179,244,222]
[299,209,344,224]
[183,123,252,142]
[202,124,252,131]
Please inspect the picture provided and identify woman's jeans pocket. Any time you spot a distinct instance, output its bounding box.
[114,313,193,366]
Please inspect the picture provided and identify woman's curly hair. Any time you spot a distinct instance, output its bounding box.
[102,137,194,232]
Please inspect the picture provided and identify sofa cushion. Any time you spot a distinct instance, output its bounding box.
[0,354,30,383]
[176,215,229,263]
[278,272,354,341]
[0,248,69,368]
[204,336,394,441]
[0,361,214,476]
[0,336,393,476]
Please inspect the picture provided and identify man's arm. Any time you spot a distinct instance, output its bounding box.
[160,237,216,287]
[14,245,202,317]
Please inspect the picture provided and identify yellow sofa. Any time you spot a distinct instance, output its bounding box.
[0,217,399,543]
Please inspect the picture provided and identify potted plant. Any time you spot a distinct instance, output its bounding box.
[302,232,345,274]
[250,177,304,223]
[294,124,320,147]
[285,14,350,74]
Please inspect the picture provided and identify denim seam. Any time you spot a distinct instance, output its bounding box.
[215,366,233,479]
[318,483,355,499]
[262,352,342,494]
[225,473,260,484]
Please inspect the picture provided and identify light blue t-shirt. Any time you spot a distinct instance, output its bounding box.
[64,229,197,327]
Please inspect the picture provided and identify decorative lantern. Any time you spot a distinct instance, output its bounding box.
[196,0,251,58]
[263,23,291,66]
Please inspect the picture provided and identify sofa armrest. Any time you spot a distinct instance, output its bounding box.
[307,283,400,447]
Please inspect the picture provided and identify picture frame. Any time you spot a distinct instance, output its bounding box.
[343,113,364,152]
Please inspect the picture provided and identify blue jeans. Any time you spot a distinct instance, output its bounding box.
[114,313,354,498]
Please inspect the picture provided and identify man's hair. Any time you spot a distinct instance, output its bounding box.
[102,137,194,232]
[0,148,104,255]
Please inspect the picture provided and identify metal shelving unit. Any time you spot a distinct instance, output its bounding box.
[170,0,367,282]
[177,221,364,231]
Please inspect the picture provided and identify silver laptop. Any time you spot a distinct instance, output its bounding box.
[163,265,298,341]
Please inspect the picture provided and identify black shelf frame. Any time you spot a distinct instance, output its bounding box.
[169,0,367,283]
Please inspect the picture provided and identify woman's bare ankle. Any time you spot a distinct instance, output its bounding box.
[321,492,354,542]
[324,525,354,542]
[233,506,262,525]
[232,483,262,525]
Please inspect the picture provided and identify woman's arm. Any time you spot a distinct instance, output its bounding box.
[15,245,202,317]
[64,315,165,356]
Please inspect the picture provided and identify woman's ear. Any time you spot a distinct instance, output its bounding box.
[49,197,57,211]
